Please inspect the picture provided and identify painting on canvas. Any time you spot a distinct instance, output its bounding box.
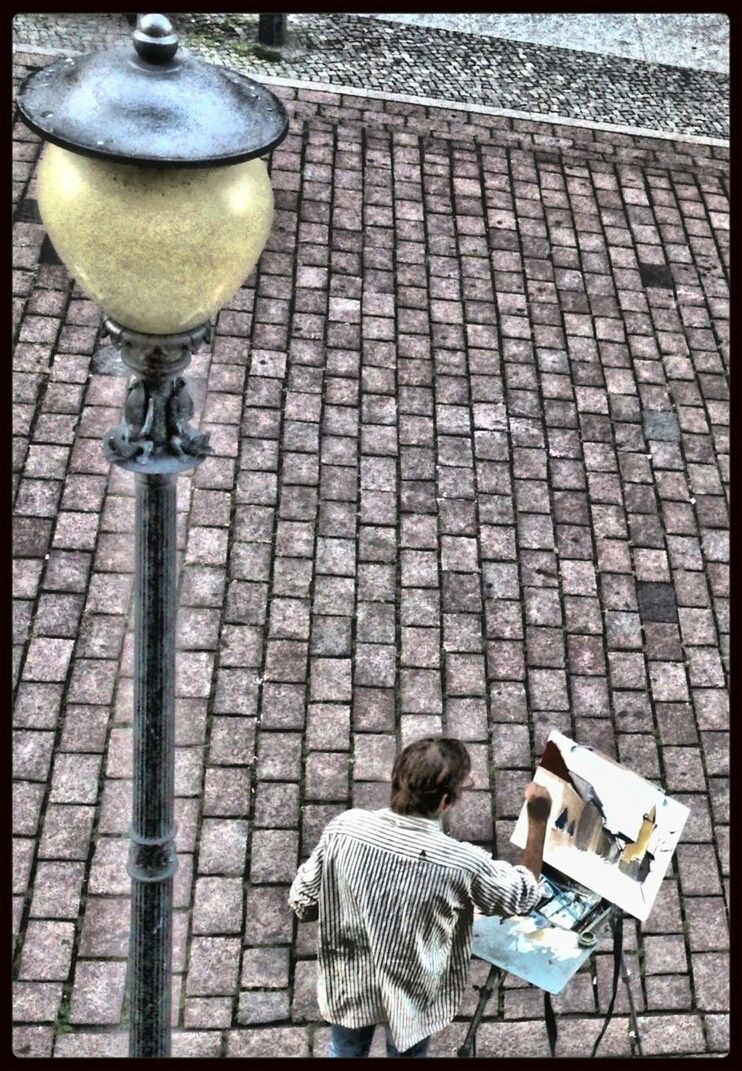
[510,730,690,921]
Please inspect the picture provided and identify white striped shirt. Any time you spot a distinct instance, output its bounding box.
[288,807,541,1052]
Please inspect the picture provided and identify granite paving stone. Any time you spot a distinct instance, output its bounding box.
[13,982,64,1024]
[12,28,728,1057]
[78,898,130,959]
[241,947,290,990]
[69,961,127,1025]
[186,937,242,996]
[13,1026,55,1059]
[18,921,75,981]
[253,782,301,828]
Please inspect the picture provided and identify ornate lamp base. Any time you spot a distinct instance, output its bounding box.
[103,319,212,474]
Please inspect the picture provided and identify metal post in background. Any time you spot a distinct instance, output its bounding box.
[258,13,286,46]
[103,321,212,1057]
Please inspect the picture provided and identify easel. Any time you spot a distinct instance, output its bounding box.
[454,730,689,1058]
[457,907,642,1058]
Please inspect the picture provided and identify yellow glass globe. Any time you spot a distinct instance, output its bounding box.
[37,144,274,335]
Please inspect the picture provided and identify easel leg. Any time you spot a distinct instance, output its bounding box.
[621,954,643,1056]
[457,965,500,1058]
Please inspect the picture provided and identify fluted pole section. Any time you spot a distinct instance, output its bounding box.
[128,471,178,1057]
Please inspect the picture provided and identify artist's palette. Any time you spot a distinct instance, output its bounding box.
[471,910,609,994]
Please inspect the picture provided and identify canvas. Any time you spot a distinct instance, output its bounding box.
[510,730,690,921]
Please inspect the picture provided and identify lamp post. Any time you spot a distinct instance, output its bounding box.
[17,14,288,1057]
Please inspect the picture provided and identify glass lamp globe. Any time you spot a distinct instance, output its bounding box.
[17,13,289,336]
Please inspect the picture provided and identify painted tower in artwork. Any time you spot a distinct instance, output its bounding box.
[618,805,657,879]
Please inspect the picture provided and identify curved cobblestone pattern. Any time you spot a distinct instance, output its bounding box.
[354,13,729,74]
[12,12,729,139]
[12,46,728,1060]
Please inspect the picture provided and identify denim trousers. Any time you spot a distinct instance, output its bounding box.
[329,1023,431,1058]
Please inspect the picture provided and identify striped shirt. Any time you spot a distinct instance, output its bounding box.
[288,807,541,1052]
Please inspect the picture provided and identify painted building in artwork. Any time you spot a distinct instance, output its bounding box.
[574,799,604,852]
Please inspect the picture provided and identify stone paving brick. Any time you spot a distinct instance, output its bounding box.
[79,898,130,958]
[70,961,127,1025]
[208,718,256,767]
[310,658,352,702]
[171,1031,223,1057]
[237,989,290,1024]
[29,861,84,919]
[243,886,293,946]
[203,767,251,817]
[198,820,248,875]
[187,937,241,996]
[305,752,349,800]
[257,733,302,782]
[18,921,75,981]
[13,981,64,1023]
[260,683,306,730]
[227,1026,309,1058]
[637,1012,706,1055]
[13,1025,55,1059]
[192,878,245,935]
[184,997,233,1029]
[691,952,729,1012]
[241,947,290,990]
[38,805,95,860]
[250,831,299,884]
[305,704,350,750]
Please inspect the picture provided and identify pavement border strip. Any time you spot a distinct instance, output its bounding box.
[11,45,728,151]
[248,75,730,151]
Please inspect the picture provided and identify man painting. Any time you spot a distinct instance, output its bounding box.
[289,736,552,1058]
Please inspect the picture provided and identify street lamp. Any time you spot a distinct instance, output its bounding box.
[17,14,288,1058]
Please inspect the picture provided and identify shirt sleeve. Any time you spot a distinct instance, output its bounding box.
[470,858,543,917]
[288,837,326,922]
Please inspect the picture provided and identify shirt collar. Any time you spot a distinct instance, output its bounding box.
[378,807,443,832]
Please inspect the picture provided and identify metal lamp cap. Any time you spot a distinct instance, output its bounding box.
[15,12,289,167]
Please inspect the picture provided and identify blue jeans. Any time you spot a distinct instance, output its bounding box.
[329,1023,431,1058]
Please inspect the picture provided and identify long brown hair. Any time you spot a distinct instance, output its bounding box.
[390,737,471,817]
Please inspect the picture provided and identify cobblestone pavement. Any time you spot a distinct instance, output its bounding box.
[11,12,729,140]
[355,13,730,74]
[12,42,729,1060]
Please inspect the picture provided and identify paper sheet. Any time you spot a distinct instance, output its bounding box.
[510,730,690,921]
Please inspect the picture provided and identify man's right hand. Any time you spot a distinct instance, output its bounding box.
[524,781,552,824]
[519,782,553,881]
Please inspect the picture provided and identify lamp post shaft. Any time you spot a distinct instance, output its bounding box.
[129,472,178,1057]
[101,321,213,1058]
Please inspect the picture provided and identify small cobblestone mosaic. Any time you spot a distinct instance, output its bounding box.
[11,12,729,140]
[12,40,728,1061]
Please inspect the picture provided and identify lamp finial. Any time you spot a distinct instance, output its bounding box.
[133,13,179,63]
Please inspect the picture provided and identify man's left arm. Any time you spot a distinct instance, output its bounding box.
[288,837,326,922]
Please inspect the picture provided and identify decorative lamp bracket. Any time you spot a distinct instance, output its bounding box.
[102,319,213,474]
